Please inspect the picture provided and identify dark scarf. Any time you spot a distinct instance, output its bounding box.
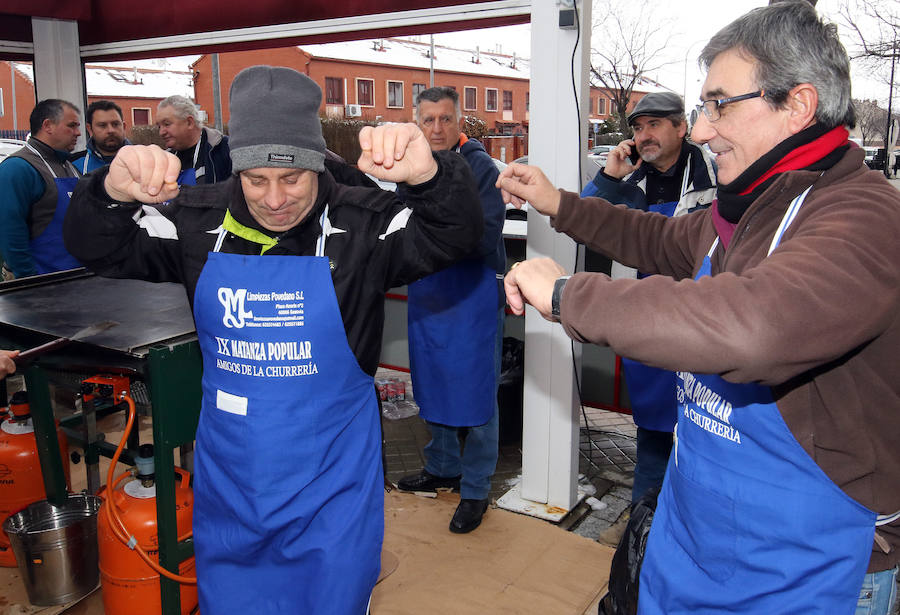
[716,123,850,225]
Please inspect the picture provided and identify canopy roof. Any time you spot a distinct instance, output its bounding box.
[0,1,529,61]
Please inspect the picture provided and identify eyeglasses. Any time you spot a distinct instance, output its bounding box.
[695,90,765,122]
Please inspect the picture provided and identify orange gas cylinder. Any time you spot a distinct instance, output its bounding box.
[0,390,71,567]
[98,445,197,615]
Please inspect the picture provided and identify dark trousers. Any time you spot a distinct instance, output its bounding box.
[632,427,673,503]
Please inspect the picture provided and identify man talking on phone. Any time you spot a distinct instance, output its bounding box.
[582,92,717,504]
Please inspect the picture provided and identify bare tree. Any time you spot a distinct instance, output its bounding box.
[854,99,887,144]
[838,0,899,173]
[838,0,899,65]
[589,0,673,136]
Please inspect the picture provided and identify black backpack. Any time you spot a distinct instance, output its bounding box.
[598,486,660,615]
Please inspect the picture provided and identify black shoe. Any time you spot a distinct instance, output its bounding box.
[396,470,461,493]
[449,498,489,534]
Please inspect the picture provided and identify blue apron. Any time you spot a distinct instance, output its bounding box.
[408,259,499,426]
[176,140,200,186]
[639,186,897,614]
[24,143,82,274]
[620,167,692,431]
[177,168,197,186]
[191,206,383,614]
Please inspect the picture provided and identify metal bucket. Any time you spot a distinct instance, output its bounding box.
[2,493,102,606]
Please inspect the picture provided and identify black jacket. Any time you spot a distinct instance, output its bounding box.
[64,151,483,375]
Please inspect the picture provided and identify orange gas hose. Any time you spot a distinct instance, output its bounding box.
[104,393,197,584]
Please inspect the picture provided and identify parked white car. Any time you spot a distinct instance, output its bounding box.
[0,138,26,163]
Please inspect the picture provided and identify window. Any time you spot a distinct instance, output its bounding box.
[464,87,477,111]
[412,83,427,106]
[132,108,150,126]
[387,81,404,108]
[526,91,530,112]
[610,99,618,113]
[485,88,498,112]
[356,78,375,106]
[502,90,513,111]
[325,77,343,105]
[597,98,606,115]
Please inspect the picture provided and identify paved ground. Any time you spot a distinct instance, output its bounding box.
[378,368,636,549]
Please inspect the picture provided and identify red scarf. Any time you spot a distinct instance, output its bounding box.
[740,125,849,195]
[713,125,849,249]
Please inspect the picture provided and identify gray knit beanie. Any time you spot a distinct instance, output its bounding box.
[229,66,326,173]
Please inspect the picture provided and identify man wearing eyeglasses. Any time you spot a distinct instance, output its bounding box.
[496,3,900,614]
[581,92,717,506]
[396,86,506,535]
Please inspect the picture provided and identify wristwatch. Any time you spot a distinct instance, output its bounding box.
[552,276,570,321]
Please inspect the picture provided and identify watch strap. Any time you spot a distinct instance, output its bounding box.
[552,276,571,320]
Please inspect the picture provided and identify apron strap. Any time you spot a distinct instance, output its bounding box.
[215,206,330,256]
[767,185,813,256]
[315,204,329,258]
[82,150,91,175]
[25,142,60,179]
[680,151,692,198]
[24,141,80,178]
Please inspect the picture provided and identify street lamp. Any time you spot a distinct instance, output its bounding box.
[883,38,896,179]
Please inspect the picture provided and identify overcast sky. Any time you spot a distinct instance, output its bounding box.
[427,0,892,107]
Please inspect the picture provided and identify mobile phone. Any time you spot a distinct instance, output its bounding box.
[628,149,641,165]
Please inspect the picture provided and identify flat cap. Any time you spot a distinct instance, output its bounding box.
[627,92,684,125]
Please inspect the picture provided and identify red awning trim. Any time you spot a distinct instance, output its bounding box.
[2,1,529,62]
[79,2,529,61]
[2,0,90,21]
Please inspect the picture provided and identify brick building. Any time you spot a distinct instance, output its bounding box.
[192,37,660,136]
[0,61,35,137]
[3,38,667,149]
[0,59,193,139]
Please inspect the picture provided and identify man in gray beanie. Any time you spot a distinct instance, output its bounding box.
[228,66,327,174]
[65,65,484,615]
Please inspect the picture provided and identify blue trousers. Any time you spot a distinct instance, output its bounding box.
[856,565,898,615]
[632,427,673,504]
[423,308,503,500]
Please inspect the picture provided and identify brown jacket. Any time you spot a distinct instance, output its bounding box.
[553,147,900,572]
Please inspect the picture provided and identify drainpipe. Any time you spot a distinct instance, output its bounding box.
[211,54,223,132]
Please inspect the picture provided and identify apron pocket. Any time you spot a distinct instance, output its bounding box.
[668,463,737,582]
[199,388,322,497]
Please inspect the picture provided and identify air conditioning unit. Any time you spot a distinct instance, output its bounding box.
[345,104,362,118]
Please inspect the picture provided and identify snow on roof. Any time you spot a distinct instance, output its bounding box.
[588,72,675,95]
[11,61,194,100]
[11,62,32,84]
[302,37,667,94]
[84,65,194,99]
[299,37,530,80]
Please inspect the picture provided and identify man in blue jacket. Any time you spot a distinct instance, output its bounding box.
[70,100,130,174]
[581,92,717,503]
[0,99,83,279]
[397,86,507,534]
[156,95,231,185]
